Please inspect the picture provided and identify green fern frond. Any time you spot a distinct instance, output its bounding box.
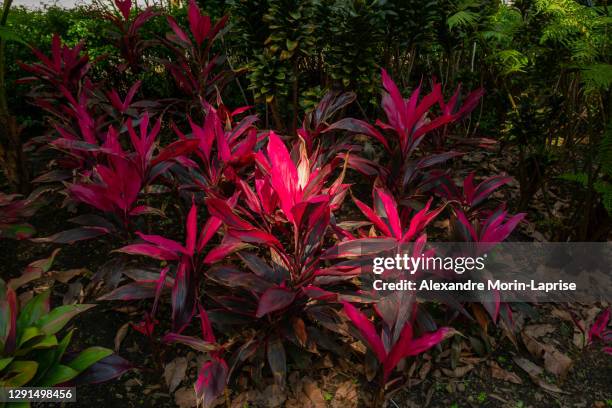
[581,63,612,92]
[559,172,588,186]
[447,10,480,29]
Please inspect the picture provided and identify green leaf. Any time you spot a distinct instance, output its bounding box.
[31,330,73,385]
[286,39,298,51]
[0,356,14,371]
[67,347,113,373]
[17,326,43,348]
[18,290,51,335]
[36,304,95,336]
[0,361,38,387]
[15,335,58,358]
[447,10,479,29]
[0,27,28,45]
[39,364,79,386]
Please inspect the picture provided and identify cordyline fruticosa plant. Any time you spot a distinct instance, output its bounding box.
[333,69,485,206]
[15,2,530,406]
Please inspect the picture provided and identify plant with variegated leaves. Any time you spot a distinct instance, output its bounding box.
[342,300,453,406]
[109,200,222,336]
[162,0,231,112]
[201,131,352,388]
[334,69,484,204]
[0,272,130,392]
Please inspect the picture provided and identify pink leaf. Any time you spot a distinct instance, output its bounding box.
[353,197,392,237]
[188,0,210,45]
[195,356,228,408]
[383,321,413,381]
[266,132,298,221]
[198,303,216,343]
[374,187,402,239]
[136,232,186,255]
[117,243,179,261]
[342,302,386,363]
[589,308,610,342]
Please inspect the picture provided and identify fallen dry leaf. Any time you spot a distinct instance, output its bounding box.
[50,268,88,283]
[418,361,432,380]
[114,323,130,352]
[174,386,196,408]
[513,357,566,394]
[542,347,573,379]
[523,324,556,338]
[522,333,573,379]
[522,332,546,358]
[331,381,358,408]
[302,378,326,408]
[231,391,257,408]
[489,361,522,384]
[573,331,587,349]
[165,357,188,393]
[551,307,574,322]
[441,364,474,378]
[293,318,308,347]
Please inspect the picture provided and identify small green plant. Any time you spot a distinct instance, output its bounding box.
[0,277,130,392]
[477,391,487,403]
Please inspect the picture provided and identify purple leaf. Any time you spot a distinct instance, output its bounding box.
[255,287,296,318]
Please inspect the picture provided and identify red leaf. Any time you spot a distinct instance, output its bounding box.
[198,304,216,343]
[255,287,296,318]
[188,0,210,45]
[384,326,450,381]
[167,16,190,43]
[116,243,180,261]
[373,187,402,239]
[152,139,199,166]
[195,356,228,408]
[589,308,610,342]
[266,132,298,220]
[353,197,392,237]
[136,232,186,255]
[114,0,132,20]
[342,302,386,363]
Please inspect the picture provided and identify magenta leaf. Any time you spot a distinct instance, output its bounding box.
[195,356,228,408]
[342,302,386,363]
[116,243,180,261]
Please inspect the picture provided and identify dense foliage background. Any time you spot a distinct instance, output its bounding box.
[3,0,610,240]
